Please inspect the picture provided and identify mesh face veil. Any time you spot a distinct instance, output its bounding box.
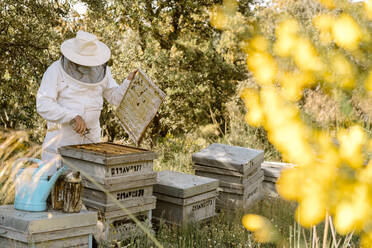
[61,55,107,84]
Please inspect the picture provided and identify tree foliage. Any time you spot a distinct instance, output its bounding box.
[1,0,256,143]
[0,0,75,141]
[79,0,253,141]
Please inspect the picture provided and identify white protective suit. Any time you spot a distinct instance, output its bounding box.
[36,58,129,175]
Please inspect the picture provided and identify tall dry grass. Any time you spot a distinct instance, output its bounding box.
[0,129,41,204]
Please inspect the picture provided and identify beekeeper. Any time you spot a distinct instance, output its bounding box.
[36,30,137,175]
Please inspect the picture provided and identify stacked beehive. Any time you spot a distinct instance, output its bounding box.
[192,143,264,209]
[59,143,157,241]
[0,205,97,247]
[153,170,219,225]
[261,161,295,197]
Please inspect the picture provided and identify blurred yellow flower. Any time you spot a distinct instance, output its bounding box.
[338,125,366,169]
[332,14,362,51]
[249,36,269,53]
[226,0,372,243]
[210,6,228,30]
[313,14,335,45]
[296,195,326,227]
[358,160,372,183]
[317,0,336,9]
[361,231,372,248]
[330,53,355,89]
[210,0,238,30]
[334,183,370,234]
[273,19,299,57]
[364,0,372,20]
[247,52,277,86]
[364,69,372,93]
[242,214,279,243]
[276,168,302,201]
[276,18,300,36]
[293,38,323,72]
[240,88,264,126]
[316,132,341,168]
[279,71,314,101]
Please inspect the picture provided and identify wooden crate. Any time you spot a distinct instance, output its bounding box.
[261,161,295,183]
[217,183,264,209]
[87,200,156,220]
[99,211,152,241]
[153,190,218,225]
[154,196,216,225]
[192,143,264,174]
[154,170,219,198]
[83,172,157,191]
[218,169,264,195]
[194,165,260,185]
[153,171,218,225]
[262,181,279,197]
[0,205,97,248]
[59,143,157,185]
[83,185,153,206]
[261,161,295,197]
[83,196,156,212]
[217,172,264,209]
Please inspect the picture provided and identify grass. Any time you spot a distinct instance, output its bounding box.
[102,196,360,248]
[100,198,294,248]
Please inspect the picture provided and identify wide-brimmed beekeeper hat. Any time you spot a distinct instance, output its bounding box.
[60,30,110,66]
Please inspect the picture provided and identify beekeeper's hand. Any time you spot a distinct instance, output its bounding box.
[127,69,138,81]
[71,115,87,135]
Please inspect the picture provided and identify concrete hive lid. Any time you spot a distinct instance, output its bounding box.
[154,170,219,198]
[192,143,264,173]
[0,205,97,234]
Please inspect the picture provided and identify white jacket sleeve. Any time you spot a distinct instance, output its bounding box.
[36,62,78,124]
[103,67,130,107]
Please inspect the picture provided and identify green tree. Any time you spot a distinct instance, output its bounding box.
[1,0,257,144]
[0,0,73,141]
[77,0,254,142]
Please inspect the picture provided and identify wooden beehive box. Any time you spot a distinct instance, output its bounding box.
[81,169,157,209]
[98,211,152,242]
[153,171,219,225]
[86,198,156,220]
[59,143,157,185]
[194,165,260,185]
[60,142,157,220]
[0,205,97,248]
[192,143,264,174]
[261,161,295,183]
[261,161,295,197]
[218,169,264,195]
[192,143,265,209]
[217,170,264,209]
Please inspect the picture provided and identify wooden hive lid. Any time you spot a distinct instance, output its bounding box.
[154,170,219,198]
[261,161,295,178]
[0,205,97,234]
[59,142,157,165]
[192,143,264,173]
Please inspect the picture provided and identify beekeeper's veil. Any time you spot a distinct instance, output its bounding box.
[60,30,110,84]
